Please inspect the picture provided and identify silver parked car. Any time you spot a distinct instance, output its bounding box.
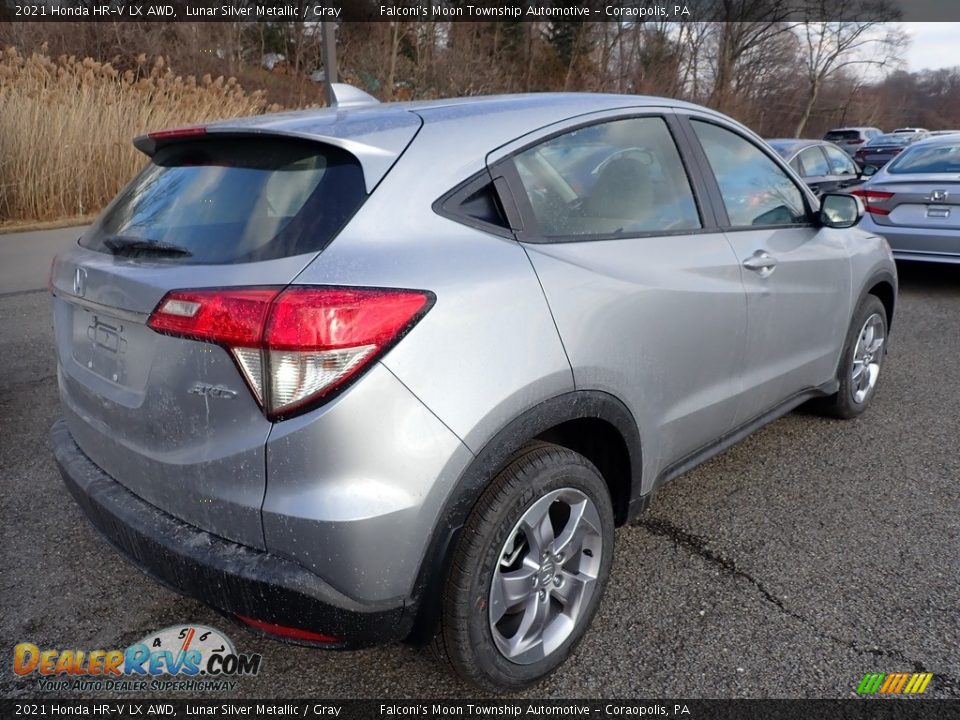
[853,134,960,263]
[50,89,897,692]
[823,126,882,156]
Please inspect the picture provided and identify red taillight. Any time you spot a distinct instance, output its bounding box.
[235,615,340,644]
[148,126,207,141]
[851,189,894,215]
[148,286,433,419]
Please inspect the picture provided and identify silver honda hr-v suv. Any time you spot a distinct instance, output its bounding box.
[51,89,897,692]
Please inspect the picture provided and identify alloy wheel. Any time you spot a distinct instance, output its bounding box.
[852,312,885,404]
[488,488,603,665]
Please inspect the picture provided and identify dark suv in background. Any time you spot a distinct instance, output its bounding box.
[824,127,883,157]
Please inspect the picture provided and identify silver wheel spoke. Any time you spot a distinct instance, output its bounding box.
[553,569,592,609]
[521,503,555,559]
[507,593,550,660]
[490,560,537,624]
[551,500,588,556]
[851,361,865,382]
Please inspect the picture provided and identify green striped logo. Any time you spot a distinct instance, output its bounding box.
[857,672,933,694]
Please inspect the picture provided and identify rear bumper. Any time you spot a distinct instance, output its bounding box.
[861,215,960,263]
[51,419,408,649]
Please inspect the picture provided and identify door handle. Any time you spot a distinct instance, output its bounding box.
[743,250,777,277]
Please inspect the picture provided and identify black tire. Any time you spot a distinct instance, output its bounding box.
[818,294,888,419]
[434,442,614,693]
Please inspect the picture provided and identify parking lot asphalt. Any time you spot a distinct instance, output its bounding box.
[1,259,958,700]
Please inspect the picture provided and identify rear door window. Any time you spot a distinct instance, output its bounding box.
[823,145,858,175]
[81,138,367,264]
[510,116,701,238]
[798,147,831,177]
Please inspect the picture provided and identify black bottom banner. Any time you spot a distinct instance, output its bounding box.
[2,699,959,720]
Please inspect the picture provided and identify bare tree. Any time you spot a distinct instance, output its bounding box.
[706,0,797,113]
[793,0,904,136]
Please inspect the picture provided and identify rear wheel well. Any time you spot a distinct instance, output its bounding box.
[868,280,895,330]
[535,418,632,526]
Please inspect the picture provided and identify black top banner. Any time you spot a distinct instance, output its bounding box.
[4,0,960,23]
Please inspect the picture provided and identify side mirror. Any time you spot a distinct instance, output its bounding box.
[820,193,864,229]
[860,164,879,177]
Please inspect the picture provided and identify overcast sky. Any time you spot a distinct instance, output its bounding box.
[902,22,960,71]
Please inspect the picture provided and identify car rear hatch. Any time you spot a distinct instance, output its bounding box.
[859,175,960,230]
[859,144,902,161]
[52,116,420,549]
[824,130,862,150]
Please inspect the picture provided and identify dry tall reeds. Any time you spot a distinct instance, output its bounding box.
[0,46,280,222]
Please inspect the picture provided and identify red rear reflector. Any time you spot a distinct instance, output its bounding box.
[851,189,894,215]
[147,286,433,419]
[235,615,339,644]
[148,126,207,141]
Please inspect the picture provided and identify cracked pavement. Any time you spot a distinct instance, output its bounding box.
[1,261,958,699]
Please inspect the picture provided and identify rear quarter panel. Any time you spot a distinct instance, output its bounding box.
[261,121,575,602]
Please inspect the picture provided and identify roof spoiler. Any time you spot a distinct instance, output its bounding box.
[328,83,380,109]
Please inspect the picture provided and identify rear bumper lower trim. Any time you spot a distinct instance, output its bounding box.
[51,419,407,649]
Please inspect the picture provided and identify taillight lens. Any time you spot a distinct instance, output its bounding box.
[850,189,894,215]
[148,286,433,419]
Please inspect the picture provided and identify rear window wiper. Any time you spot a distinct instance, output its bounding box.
[101,235,193,257]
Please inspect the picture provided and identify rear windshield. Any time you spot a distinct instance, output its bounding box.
[868,134,912,146]
[81,138,366,264]
[824,131,860,141]
[888,144,960,174]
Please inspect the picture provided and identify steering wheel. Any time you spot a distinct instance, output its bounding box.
[593,147,655,176]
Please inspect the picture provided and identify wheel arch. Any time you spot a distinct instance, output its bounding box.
[405,390,642,642]
[865,273,896,333]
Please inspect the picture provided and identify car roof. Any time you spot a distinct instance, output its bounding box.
[138,92,724,193]
[910,134,960,147]
[766,138,823,157]
[825,127,876,132]
[204,92,707,136]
